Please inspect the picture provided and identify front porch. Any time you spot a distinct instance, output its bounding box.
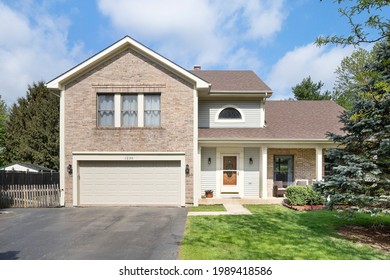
[196,144,328,206]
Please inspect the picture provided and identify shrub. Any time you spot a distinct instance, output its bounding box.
[286,185,325,206]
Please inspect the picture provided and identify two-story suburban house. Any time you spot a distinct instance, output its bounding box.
[47,36,343,207]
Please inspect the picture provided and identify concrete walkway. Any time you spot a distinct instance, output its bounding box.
[187,204,252,216]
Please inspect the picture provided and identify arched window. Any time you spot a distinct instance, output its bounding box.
[218,107,242,119]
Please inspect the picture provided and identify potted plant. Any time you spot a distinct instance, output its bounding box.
[205,190,214,198]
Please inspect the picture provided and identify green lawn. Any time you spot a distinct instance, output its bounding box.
[179,205,390,260]
[187,205,226,212]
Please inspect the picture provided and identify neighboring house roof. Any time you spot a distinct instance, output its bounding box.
[0,162,55,172]
[199,100,345,141]
[190,70,272,94]
[46,36,210,91]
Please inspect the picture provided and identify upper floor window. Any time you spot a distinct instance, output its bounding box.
[144,94,161,127]
[97,93,161,128]
[98,94,115,127]
[122,94,138,127]
[218,107,242,119]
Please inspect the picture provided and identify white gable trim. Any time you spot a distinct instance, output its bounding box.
[46,36,210,90]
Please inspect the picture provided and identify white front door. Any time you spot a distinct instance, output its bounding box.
[221,154,239,193]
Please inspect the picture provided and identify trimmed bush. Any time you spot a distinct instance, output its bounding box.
[286,185,325,206]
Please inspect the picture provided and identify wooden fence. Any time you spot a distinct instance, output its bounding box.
[0,171,60,208]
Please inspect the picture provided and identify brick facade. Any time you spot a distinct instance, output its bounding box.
[63,47,195,206]
[266,148,324,196]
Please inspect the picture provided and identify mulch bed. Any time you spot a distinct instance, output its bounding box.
[282,202,390,253]
[337,225,390,253]
[282,202,326,211]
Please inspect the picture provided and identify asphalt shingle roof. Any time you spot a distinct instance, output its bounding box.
[189,70,272,92]
[199,100,345,140]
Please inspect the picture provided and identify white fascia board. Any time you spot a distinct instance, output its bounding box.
[198,139,339,148]
[198,138,333,144]
[46,36,210,90]
[207,91,273,98]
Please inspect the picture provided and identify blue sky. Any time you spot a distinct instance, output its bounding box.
[0,0,385,105]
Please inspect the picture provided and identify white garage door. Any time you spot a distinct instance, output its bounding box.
[78,161,181,206]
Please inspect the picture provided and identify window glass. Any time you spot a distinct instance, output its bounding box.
[219,107,241,119]
[274,155,294,186]
[144,94,160,127]
[122,95,138,127]
[97,95,114,126]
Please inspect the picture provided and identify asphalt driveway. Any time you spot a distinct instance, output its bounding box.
[0,207,187,260]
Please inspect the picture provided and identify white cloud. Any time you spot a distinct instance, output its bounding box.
[266,43,356,99]
[239,0,285,40]
[0,1,85,105]
[97,0,287,70]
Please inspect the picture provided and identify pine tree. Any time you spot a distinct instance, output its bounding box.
[0,95,8,166]
[4,82,59,170]
[292,76,332,100]
[318,39,390,213]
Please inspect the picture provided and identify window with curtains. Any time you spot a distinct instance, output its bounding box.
[97,94,115,127]
[144,94,161,127]
[97,93,161,128]
[121,94,138,127]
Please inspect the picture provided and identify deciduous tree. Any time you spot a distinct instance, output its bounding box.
[333,46,376,109]
[316,0,390,46]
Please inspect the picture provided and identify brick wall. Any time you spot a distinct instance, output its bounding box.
[266,148,320,196]
[63,47,195,206]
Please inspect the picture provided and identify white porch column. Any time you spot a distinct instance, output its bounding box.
[316,146,323,181]
[193,146,201,206]
[260,146,268,198]
[59,89,65,206]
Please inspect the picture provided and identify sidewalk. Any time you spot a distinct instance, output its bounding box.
[187,204,252,216]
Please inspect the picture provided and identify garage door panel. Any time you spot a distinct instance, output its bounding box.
[79,161,181,206]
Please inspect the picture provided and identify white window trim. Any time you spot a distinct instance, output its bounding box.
[215,104,245,123]
[114,94,121,127]
[138,93,144,127]
[97,93,160,128]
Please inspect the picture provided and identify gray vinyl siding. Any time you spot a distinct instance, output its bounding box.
[244,148,260,197]
[201,147,217,195]
[199,101,262,128]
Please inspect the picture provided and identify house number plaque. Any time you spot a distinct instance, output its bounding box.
[124,157,134,160]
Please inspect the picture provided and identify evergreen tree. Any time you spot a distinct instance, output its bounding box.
[318,39,390,213]
[0,95,8,166]
[292,76,332,100]
[4,82,59,170]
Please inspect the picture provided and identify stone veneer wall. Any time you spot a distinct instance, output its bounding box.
[63,47,195,206]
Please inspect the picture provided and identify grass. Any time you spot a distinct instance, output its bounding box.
[187,205,226,212]
[179,205,390,260]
